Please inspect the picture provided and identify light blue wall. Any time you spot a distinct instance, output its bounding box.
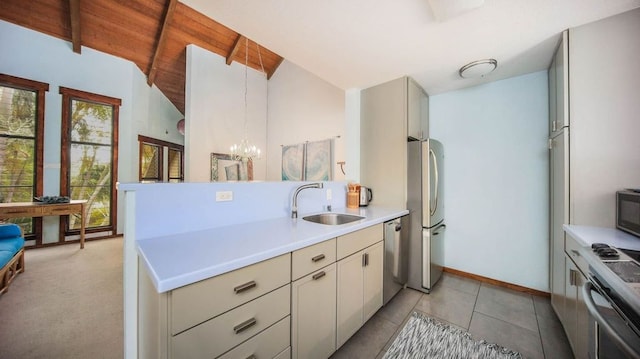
[0,20,183,239]
[430,71,549,291]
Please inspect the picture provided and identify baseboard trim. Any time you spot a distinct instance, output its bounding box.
[443,267,550,297]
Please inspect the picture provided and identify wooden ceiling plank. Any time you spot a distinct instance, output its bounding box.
[69,0,81,53]
[147,0,177,86]
[267,56,285,80]
[226,34,244,65]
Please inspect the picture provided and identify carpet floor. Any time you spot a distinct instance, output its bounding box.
[0,237,123,359]
[384,311,522,359]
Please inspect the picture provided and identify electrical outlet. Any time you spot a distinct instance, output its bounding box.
[326,189,332,201]
[216,191,233,202]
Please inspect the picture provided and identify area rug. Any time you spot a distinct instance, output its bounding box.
[383,312,522,359]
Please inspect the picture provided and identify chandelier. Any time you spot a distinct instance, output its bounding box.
[230,37,265,160]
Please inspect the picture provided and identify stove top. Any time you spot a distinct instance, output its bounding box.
[590,243,640,284]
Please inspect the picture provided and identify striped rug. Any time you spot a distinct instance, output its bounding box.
[383,312,522,359]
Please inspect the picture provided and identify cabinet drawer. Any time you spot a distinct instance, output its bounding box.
[292,238,336,280]
[170,253,291,335]
[337,224,382,260]
[565,234,588,275]
[1,207,41,216]
[171,284,291,359]
[217,316,290,359]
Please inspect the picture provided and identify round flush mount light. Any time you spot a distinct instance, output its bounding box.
[459,59,497,78]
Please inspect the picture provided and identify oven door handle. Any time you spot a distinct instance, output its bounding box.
[583,281,640,358]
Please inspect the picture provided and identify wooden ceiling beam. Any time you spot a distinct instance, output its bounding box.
[226,34,244,65]
[267,56,284,80]
[147,0,177,86]
[69,0,81,53]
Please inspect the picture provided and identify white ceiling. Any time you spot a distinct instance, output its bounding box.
[182,0,640,95]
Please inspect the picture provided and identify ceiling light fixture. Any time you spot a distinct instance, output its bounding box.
[230,37,262,160]
[458,59,497,78]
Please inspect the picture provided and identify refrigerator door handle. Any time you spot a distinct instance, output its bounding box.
[429,148,439,217]
[433,223,446,235]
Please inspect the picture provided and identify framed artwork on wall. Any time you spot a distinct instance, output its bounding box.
[281,138,333,181]
[210,153,253,181]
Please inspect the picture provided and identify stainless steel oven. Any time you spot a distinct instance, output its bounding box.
[582,245,640,359]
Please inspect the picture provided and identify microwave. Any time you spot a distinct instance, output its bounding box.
[616,190,640,238]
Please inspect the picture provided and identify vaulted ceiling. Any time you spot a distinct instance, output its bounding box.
[0,0,284,114]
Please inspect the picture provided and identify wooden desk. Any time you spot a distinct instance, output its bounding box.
[0,200,87,249]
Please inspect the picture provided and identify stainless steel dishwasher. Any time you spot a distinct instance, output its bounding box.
[383,215,408,305]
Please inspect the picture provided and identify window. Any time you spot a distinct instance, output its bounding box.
[60,87,120,235]
[140,142,162,182]
[0,74,48,244]
[138,135,183,183]
[168,148,183,183]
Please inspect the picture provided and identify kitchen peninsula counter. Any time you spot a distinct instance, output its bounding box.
[138,206,408,293]
[563,224,640,251]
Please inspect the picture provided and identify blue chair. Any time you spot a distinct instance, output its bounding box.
[0,223,25,294]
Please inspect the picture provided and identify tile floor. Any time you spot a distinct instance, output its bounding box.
[331,272,574,359]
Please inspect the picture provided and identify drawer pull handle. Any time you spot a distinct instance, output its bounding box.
[570,249,580,257]
[233,317,257,334]
[312,271,326,280]
[246,355,256,359]
[311,254,325,262]
[234,280,257,294]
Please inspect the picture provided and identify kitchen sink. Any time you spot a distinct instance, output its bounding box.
[302,213,364,225]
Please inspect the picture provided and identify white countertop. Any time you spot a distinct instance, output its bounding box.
[137,206,409,293]
[563,224,640,250]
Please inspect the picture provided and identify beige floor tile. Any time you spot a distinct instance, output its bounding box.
[439,272,481,296]
[474,283,538,332]
[377,288,422,325]
[414,285,477,329]
[330,315,398,359]
[469,311,544,359]
[537,313,574,359]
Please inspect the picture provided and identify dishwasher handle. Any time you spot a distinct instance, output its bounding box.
[582,281,640,358]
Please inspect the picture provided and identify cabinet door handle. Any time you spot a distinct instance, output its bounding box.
[233,317,257,334]
[552,120,557,132]
[312,271,326,280]
[311,254,325,262]
[234,280,257,294]
[362,253,369,267]
[569,269,576,286]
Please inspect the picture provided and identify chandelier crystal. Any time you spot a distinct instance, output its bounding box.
[230,37,264,161]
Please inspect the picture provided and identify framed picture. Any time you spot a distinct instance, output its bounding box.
[210,153,253,181]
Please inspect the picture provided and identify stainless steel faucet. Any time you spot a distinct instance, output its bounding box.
[291,183,324,218]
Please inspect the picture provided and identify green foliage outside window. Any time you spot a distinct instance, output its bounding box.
[0,85,36,233]
[68,99,113,230]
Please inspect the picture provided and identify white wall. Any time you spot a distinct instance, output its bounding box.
[185,45,346,182]
[0,20,183,237]
[185,45,268,182]
[430,71,549,291]
[569,8,640,227]
[266,60,346,181]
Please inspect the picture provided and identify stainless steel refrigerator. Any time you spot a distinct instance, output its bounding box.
[407,139,445,293]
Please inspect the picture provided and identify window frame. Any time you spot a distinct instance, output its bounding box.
[137,135,184,182]
[59,87,120,238]
[0,73,48,246]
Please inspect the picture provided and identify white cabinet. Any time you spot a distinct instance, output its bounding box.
[336,225,383,348]
[551,10,640,358]
[407,77,429,140]
[549,31,568,137]
[563,234,589,359]
[137,254,291,359]
[360,76,428,209]
[291,239,337,359]
[549,129,568,319]
[291,263,337,359]
[137,224,385,359]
